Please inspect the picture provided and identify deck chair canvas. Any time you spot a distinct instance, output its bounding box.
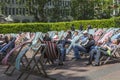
[2,41,32,75]
[101,44,120,65]
[17,44,48,80]
[42,41,59,64]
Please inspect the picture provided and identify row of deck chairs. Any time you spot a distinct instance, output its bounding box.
[0,28,120,80]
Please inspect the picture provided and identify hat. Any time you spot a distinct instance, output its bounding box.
[83,30,88,34]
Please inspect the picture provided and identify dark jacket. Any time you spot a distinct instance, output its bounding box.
[43,36,51,41]
[83,39,95,52]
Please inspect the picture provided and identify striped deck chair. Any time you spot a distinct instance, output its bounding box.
[94,29,104,42]
[42,41,59,64]
[111,32,120,40]
[0,37,16,61]
[3,41,32,75]
[17,44,48,80]
[99,30,114,43]
[101,44,120,65]
[2,35,34,74]
[99,28,120,43]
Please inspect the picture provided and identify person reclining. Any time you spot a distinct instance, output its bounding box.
[72,34,95,61]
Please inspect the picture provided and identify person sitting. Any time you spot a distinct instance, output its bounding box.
[52,32,59,42]
[72,34,95,61]
[57,31,79,65]
[43,33,51,41]
[87,37,118,66]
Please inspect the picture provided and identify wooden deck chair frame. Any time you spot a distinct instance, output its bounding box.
[3,41,32,76]
[101,45,120,65]
[17,44,48,80]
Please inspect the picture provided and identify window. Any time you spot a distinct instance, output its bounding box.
[12,8,15,15]
[16,8,19,15]
[4,7,8,15]
[12,0,14,4]
[19,8,22,15]
[9,8,11,15]
[23,8,25,15]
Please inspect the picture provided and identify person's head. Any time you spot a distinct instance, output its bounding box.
[45,33,49,37]
[83,30,88,36]
[74,31,78,36]
[4,36,9,43]
[112,39,119,45]
[55,32,58,35]
[67,31,71,35]
[88,34,94,40]
[104,37,111,43]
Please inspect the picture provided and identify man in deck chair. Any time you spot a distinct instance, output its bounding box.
[87,38,119,66]
[72,34,95,61]
[86,37,111,66]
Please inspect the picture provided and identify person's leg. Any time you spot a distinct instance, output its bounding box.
[87,49,96,64]
[73,45,87,59]
[94,50,101,65]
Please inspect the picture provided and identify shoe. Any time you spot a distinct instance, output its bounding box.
[92,63,99,66]
[72,58,80,61]
[86,62,92,65]
[58,62,64,66]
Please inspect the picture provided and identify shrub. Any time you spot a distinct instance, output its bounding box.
[0,17,119,34]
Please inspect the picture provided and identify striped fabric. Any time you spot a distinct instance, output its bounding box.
[42,41,58,61]
[94,29,104,42]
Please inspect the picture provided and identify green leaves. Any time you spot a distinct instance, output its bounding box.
[0,17,119,33]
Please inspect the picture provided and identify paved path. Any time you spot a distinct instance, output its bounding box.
[0,55,120,80]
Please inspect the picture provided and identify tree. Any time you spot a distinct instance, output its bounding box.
[71,0,94,20]
[23,0,49,22]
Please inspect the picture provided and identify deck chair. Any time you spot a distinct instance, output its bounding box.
[88,29,96,35]
[0,37,16,61]
[101,44,120,65]
[31,32,42,51]
[93,29,104,42]
[3,41,32,75]
[17,44,48,80]
[42,41,59,64]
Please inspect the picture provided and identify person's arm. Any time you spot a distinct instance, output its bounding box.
[84,40,95,48]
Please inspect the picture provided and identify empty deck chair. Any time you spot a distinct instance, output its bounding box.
[17,44,48,80]
[3,41,32,75]
[2,34,34,67]
[42,41,59,64]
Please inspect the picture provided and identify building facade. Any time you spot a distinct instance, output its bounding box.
[0,0,71,22]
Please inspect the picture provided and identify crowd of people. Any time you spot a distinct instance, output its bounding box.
[0,25,120,66]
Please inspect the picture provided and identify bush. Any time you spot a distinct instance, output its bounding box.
[0,17,119,34]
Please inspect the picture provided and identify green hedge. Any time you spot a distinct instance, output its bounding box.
[0,17,119,33]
